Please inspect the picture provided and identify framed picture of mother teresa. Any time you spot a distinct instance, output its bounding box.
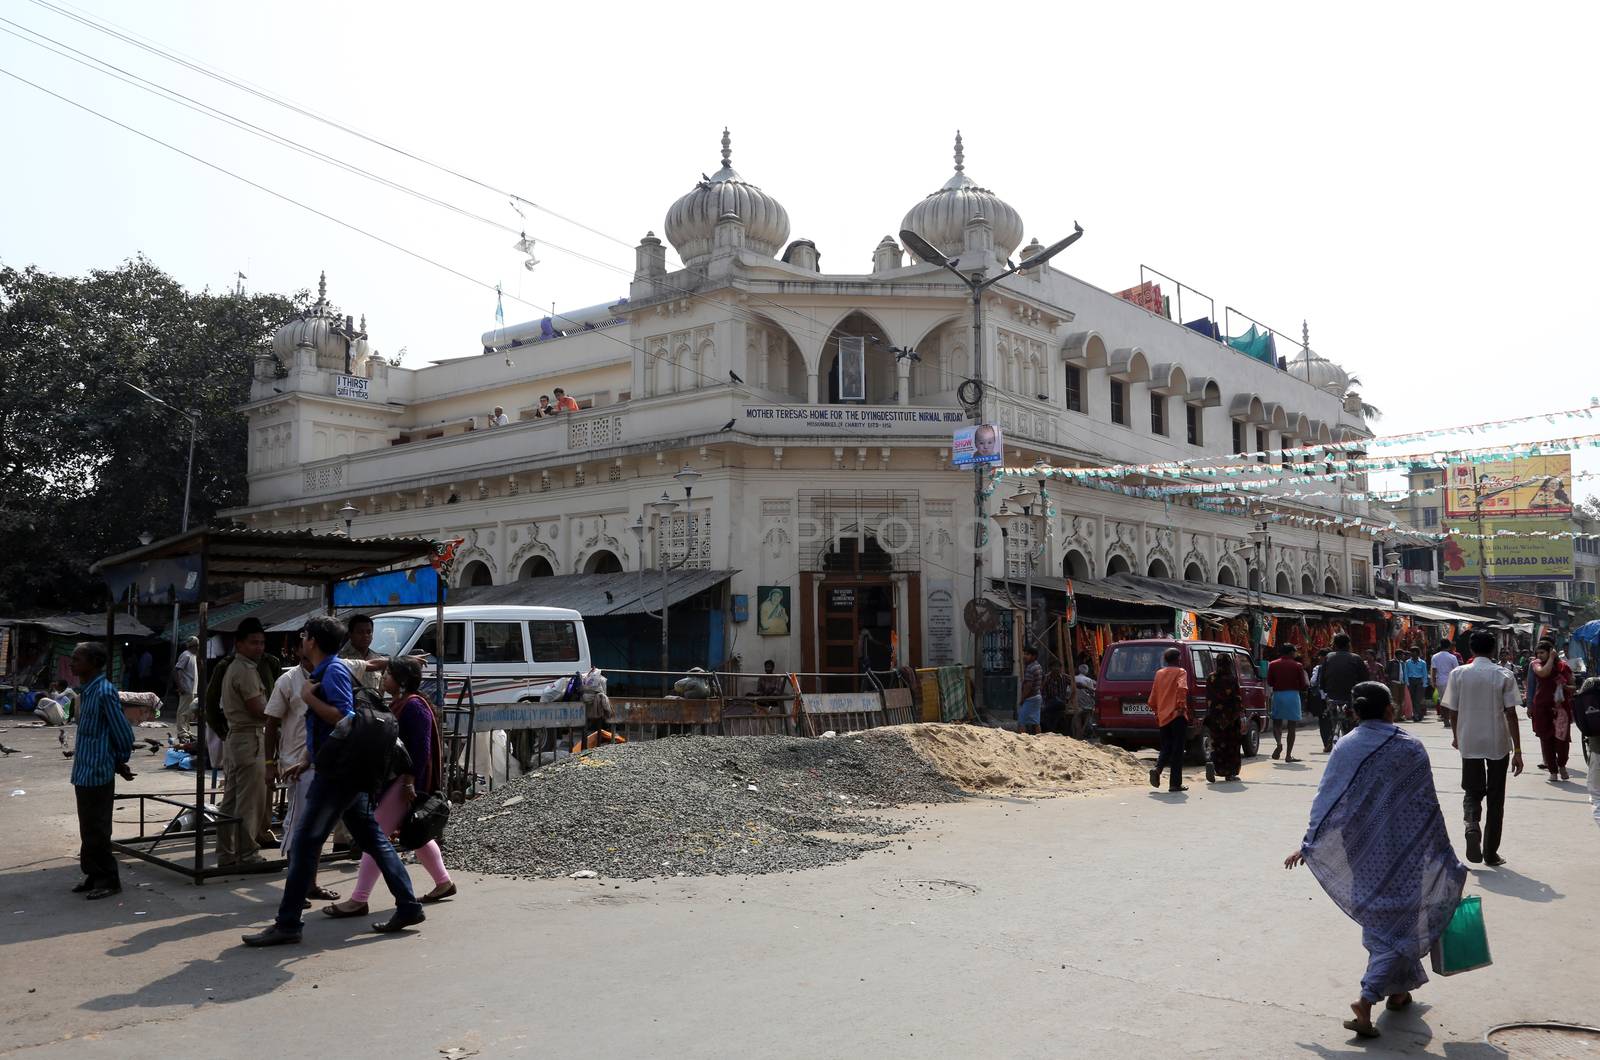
[757,585,791,636]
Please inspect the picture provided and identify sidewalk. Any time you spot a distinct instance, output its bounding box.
[1,719,1594,1058]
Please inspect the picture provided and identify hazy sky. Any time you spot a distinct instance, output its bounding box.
[4,0,1597,493]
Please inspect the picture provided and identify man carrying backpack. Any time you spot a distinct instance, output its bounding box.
[243,615,423,947]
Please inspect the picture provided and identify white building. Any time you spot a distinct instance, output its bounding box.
[228,131,1380,680]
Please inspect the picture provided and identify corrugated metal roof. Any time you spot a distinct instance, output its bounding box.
[0,613,153,638]
[426,570,736,617]
[93,527,439,587]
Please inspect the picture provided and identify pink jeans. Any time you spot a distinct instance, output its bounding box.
[352,782,450,903]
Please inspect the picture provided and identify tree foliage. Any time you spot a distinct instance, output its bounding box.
[0,256,307,613]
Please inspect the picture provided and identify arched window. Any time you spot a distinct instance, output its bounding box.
[822,312,894,404]
[1063,550,1090,580]
[1147,558,1171,579]
[458,560,493,587]
[1184,562,1205,583]
[1217,565,1238,587]
[584,550,623,574]
[1106,554,1131,577]
[1324,574,1340,595]
[1301,573,1315,595]
[822,534,892,574]
[518,555,554,580]
[1275,571,1292,594]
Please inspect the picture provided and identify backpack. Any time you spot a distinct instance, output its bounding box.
[1572,682,1600,739]
[314,704,412,794]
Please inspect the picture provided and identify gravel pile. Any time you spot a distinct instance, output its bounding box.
[446,731,965,880]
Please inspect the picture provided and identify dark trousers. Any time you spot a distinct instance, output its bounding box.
[1318,703,1339,749]
[1155,717,1187,790]
[1462,755,1508,858]
[1538,733,1570,771]
[1407,680,1428,720]
[275,771,419,932]
[75,781,118,888]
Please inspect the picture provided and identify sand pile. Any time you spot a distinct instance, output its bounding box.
[888,723,1147,796]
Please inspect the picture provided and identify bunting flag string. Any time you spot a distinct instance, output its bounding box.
[992,402,1600,482]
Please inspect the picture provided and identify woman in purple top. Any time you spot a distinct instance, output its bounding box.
[324,658,455,915]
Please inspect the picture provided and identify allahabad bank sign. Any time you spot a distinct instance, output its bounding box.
[1441,517,1574,583]
[1445,455,1571,519]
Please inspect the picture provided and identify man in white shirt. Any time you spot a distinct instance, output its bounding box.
[1429,641,1460,723]
[1441,630,1524,866]
[173,637,200,728]
[489,406,509,427]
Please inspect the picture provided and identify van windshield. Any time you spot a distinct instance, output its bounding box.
[1104,644,1166,681]
[369,617,423,657]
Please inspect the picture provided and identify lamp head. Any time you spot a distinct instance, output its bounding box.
[899,229,952,268]
[1015,223,1084,272]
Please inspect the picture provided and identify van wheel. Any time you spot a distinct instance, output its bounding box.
[1241,726,1261,758]
[1185,731,1211,766]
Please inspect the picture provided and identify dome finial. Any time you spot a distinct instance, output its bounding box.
[1301,319,1310,353]
[721,127,732,169]
[316,270,327,311]
[953,130,964,173]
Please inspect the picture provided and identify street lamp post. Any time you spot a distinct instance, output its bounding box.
[899,224,1083,707]
[635,465,703,693]
[337,502,361,538]
[992,465,1053,661]
[1383,549,1403,659]
[119,380,199,665]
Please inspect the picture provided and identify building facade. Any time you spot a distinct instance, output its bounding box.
[228,131,1380,679]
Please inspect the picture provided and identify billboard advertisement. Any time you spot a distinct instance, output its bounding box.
[1440,517,1574,583]
[952,424,1003,467]
[1445,456,1572,519]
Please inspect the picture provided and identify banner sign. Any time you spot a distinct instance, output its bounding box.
[800,691,883,715]
[1445,455,1571,518]
[99,555,202,604]
[473,701,586,730]
[333,565,443,607]
[952,424,1004,467]
[1441,517,1574,582]
[741,405,967,434]
[335,374,371,401]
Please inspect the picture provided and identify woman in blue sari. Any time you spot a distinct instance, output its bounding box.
[1284,681,1466,1039]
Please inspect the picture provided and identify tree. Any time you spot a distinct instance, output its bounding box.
[0,256,307,613]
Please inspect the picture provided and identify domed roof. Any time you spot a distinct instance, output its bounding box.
[271,272,347,362]
[664,129,790,268]
[1286,322,1350,395]
[900,132,1025,259]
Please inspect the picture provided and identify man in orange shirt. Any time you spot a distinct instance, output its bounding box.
[1149,646,1191,792]
[552,387,580,413]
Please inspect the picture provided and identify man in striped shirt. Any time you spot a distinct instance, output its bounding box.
[69,641,135,900]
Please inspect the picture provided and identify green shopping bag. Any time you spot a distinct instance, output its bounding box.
[1430,895,1492,976]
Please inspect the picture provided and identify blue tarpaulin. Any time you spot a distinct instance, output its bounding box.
[1573,620,1600,647]
[333,565,443,607]
[1184,317,1221,340]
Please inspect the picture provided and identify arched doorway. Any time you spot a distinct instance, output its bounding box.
[823,311,895,404]
[458,560,493,588]
[584,550,623,574]
[518,555,554,580]
[1300,573,1315,595]
[1184,562,1205,583]
[1275,571,1292,595]
[816,534,896,690]
[1106,554,1131,577]
[1218,565,1238,587]
[1063,550,1089,580]
[1147,559,1171,580]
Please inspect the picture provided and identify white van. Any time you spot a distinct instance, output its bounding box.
[367,604,592,709]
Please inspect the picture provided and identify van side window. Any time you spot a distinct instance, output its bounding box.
[473,622,527,664]
[1190,649,1211,680]
[414,622,465,663]
[531,620,579,662]
[1104,645,1163,681]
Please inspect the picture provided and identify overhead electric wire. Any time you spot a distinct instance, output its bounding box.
[0,15,826,358]
[0,63,746,390]
[17,0,831,341]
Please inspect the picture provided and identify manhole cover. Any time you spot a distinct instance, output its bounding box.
[1486,1023,1600,1058]
[870,878,978,900]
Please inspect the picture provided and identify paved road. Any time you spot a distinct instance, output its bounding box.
[1,719,1593,1058]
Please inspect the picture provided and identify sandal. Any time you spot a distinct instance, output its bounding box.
[1343,1019,1380,1039]
[308,886,341,902]
[321,900,369,919]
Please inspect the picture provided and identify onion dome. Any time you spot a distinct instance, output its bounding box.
[271,271,346,362]
[900,131,1025,259]
[1287,322,1350,395]
[664,129,791,268]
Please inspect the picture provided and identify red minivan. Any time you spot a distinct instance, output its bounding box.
[1095,639,1269,763]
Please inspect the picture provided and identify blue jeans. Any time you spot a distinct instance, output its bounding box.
[275,771,420,932]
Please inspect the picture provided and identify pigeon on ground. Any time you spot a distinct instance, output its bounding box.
[719,419,736,432]
[143,738,164,755]
[0,742,18,755]
[728,370,744,384]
